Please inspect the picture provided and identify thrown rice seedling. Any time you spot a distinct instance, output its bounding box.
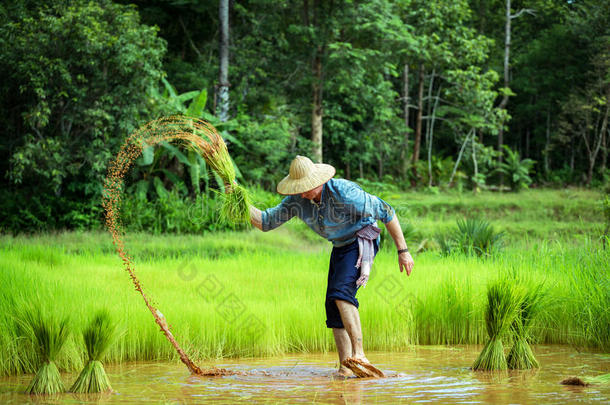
[15,306,70,395]
[185,121,250,224]
[102,115,251,375]
[70,311,118,393]
[472,280,522,371]
[507,284,545,369]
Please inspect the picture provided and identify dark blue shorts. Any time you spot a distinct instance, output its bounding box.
[325,239,379,329]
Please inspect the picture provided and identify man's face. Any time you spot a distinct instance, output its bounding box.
[300,184,323,201]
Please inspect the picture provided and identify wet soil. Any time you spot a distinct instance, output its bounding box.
[1,345,608,404]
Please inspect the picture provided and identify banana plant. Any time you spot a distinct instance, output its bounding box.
[132,79,244,200]
[132,139,209,200]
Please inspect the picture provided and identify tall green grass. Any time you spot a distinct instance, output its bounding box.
[437,217,504,257]
[0,229,608,377]
[0,189,606,376]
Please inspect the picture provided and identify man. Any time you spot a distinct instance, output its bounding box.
[247,155,414,378]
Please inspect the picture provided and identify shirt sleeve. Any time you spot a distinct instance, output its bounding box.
[261,196,298,232]
[338,181,395,224]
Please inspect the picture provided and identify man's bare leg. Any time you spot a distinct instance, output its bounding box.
[335,299,368,361]
[332,328,354,377]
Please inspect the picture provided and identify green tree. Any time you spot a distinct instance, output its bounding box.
[0,0,166,231]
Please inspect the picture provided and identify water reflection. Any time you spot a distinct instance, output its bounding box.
[0,346,608,404]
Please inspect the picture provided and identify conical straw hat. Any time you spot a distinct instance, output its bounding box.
[276,155,336,195]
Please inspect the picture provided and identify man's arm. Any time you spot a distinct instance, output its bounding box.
[384,215,415,276]
[249,205,263,231]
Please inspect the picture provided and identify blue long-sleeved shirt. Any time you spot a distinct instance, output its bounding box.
[261,178,395,247]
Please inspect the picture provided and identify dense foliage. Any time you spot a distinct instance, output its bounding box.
[0,0,165,231]
[0,0,608,232]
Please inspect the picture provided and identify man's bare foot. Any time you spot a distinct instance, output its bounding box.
[332,366,355,379]
[341,357,385,378]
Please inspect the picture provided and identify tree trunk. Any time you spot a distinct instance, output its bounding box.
[449,129,475,187]
[601,87,610,172]
[307,0,324,163]
[425,70,435,186]
[359,160,364,179]
[544,108,551,177]
[497,0,512,184]
[428,81,441,188]
[217,0,230,122]
[472,127,479,193]
[411,64,425,183]
[400,63,411,178]
[525,128,530,158]
[586,94,609,185]
[602,126,608,173]
[311,49,323,162]
[570,136,575,175]
[346,161,351,180]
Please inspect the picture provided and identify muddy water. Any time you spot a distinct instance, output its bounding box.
[1,346,608,404]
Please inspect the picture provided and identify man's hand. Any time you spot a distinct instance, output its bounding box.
[356,262,372,288]
[399,251,414,276]
[224,180,237,193]
[384,216,415,276]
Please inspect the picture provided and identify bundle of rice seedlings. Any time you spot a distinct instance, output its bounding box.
[183,119,250,224]
[70,311,118,393]
[472,280,522,371]
[561,374,610,386]
[507,284,545,369]
[16,307,70,395]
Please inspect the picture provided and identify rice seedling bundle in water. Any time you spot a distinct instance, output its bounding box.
[70,311,117,393]
[507,285,544,369]
[102,116,245,376]
[472,280,522,371]
[16,307,70,394]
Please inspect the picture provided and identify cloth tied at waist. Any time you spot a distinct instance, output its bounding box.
[355,224,381,270]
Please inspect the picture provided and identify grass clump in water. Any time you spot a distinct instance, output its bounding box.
[70,311,118,393]
[472,280,522,371]
[507,284,545,369]
[16,306,70,395]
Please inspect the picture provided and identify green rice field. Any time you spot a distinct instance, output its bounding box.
[0,188,607,377]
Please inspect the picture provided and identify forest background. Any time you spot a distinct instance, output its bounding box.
[0,0,608,233]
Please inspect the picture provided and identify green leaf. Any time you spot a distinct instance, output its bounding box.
[221,131,245,149]
[211,171,225,193]
[137,145,154,166]
[176,90,200,104]
[153,176,169,199]
[188,150,200,195]
[186,89,208,117]
[161,77,178,99]
[135,179,149,201]
[160,169,188,195]
[230,155,244,180]
[159,141,192,166]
